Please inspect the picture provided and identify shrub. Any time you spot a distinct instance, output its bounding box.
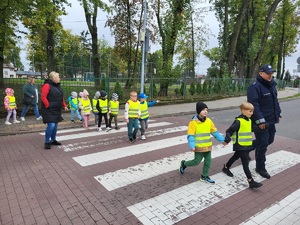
[189,81,195,95]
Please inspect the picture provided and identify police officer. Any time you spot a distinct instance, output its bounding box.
[247,64,281,179]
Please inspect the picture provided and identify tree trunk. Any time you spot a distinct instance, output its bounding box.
[251,0,282,78]
[227,0,250,74]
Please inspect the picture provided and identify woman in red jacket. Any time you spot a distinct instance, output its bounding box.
[41,71,68,150]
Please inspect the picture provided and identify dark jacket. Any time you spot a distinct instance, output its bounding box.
[22,83,39,105]
[247,75,281,125]
[224,114,255,151]
[41,79,65,123]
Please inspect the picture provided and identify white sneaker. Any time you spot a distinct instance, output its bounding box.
[141,135,146,140]
[5,121,12,125]
[36,116,43,120]
[106,127,112,131]
[20,117,25,121]
[13,120,20,124]
[97,127,101,131]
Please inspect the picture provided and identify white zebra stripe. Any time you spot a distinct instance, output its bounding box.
[73,135,188,167]
[95,143,233,191]
[60,126,187,152]
[127,151,300,225]
[52,122,174,141]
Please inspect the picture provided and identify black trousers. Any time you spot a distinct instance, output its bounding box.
[225,150,252,179]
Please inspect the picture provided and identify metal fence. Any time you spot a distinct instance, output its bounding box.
[0,76,291,115]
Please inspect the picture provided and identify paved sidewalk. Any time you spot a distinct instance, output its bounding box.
[0,88,298,136]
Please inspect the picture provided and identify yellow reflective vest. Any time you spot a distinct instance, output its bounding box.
[232,118,252,146]
[7,96,16,109]
[140,102,149,119]
[128,100,140,118]
[92,99,99,113]
[81,98,91,114]
[69,98,79,110]
[109,100,119,115]
[99,99,108,114]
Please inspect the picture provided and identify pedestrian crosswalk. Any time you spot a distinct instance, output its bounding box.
[39,118,300,225]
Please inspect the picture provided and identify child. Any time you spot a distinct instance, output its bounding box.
[138,92,160,140]
[92,91,100,126]
[179,102,225,184]
[68,91,83,123]
[222,102,263,189]
[108,93,120,130]
[96,90,111,131]
[78,89,92,129]
[124,91,141,143]
[4,88,20,125]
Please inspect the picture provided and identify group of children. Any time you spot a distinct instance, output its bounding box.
[68,90,159,141]
[179,101,263,189]
[3,87,260,189]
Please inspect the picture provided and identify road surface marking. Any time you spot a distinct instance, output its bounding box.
[73,135,187,167]
[52,122,173,141]
[95,144,232,191]
[127,150,300,225]
[241,189,300,225]
[60,126,187,152]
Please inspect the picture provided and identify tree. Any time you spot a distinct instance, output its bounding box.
[22,0,69,74]
[79,0,111,86]
[153,0,190,96]
[106,0,141,88]
[0,0,29,86]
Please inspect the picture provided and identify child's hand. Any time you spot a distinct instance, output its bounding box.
[156,100,160,103]
[125,119,129,124]
[222,142,228,146]
[191,148,195,151]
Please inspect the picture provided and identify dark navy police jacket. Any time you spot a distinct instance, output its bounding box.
[247,75,281,125]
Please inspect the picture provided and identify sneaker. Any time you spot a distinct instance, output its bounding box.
[115,126,120,130]
[97,127,101,131]
[4,121,12,125]
[222,165,233,177]
[249,179,263,189]
[179,160,186,174]
[200,175,215,184]
[50,140,62,145]
[44,143,51,150]
[106,127,112,131]
[71,120,75,123]
[20,117,25,121]
[129,138,134,143]
[36,116,43,121]
[141,135,146,140]
[13,120,20,124]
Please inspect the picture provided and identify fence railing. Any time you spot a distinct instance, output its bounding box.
[0,77,291,115]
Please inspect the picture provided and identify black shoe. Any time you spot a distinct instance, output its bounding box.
[51,140,62,145]
[129,138,134,143]
[255,168,271,179]
[115,126,120,130]
[44,143,51,150]
[222,165,233,177]
[249,179,263,189]
[71,120,75,123]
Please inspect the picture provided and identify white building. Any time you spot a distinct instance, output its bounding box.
[3,63,17,78]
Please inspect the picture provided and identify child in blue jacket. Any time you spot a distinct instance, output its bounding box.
[68,91,83,123]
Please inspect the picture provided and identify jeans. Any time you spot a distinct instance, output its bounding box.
[70,109,82,121]
[139,119,148,135]
[127,118,139,139]
[45,122,58,144]
[21,104,40,118]
[254,124,276,170]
